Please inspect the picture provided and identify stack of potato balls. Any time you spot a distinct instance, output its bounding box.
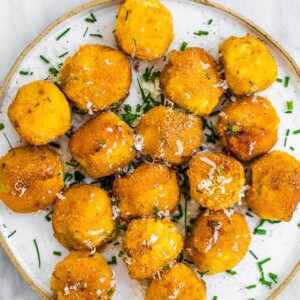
[1,0,300,299]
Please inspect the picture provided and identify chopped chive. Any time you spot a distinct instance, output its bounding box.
[114,242,119,246]
[298,223,300,227]
[107,256,117,265]
[259,183,263,195]
[56,27,71,41]
[194,30,209,36]
[269,272,278,283]
[90,13,97,22]
[205,73,210,80]
[125,10,129,20]
[208,19,213,25]
[154,206,160,221]
[111,199,120,206]
[53,251,61,256]
[227,122,235,134]
[110,229,116,237]
[19,71,33,75]
[58,52,68,58]
[226,270,237,275]
[172,204,184,223]
[286,101,293,111]
[33,239,41,268]
[254,228,267,235]
[213,297,218,300]
[258,257,271,266]
[40,55,50,64]
[45,211,53,221]
[246,284,257,289]
[285,111,293,114]
[3,133,15,155]
[108,290,114,296]
[284,76,290,88]
[260,278,272,288]
[85,18,95,23]
[249,80,254,86]
[162,264,170,271]
[118,250,125,257]
[49,67,59,77]
[284,137,288,147]
[290,146,295,151]
[293,129,300,135]
[209,110,220,116]
[74,170,85,183]
[286,129,290,136]
[96,140,106,145]
[111,102,120,108]
[89,33,103,38]
[66,161,79,168]
[250,250,258,260]
[197,270,209,277]
[64,173,73,182]
[276,78,283,83]
[8,230,16,238]
[83,27,89,37]
[49,142,60,149]
[0,123,4,130]
[246,212,253,218]
[116,224,127,231]
[180,41,188,51]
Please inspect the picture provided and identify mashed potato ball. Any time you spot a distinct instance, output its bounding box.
[60,44,132,111]
[219,34,278,95]
[145,263,206,300]
[246,150,300,221]
[51,252,115,300]
[52,184,116,251]
[115,0,174,60]
[113,163,179,219]
[136,106,202,165]
[8,80,71,145]
[186,210,251,274]
[188,153,245,210]
[123,218,183,279]
[69,112,136,178]
[160,47,223,116]
[0,145,64,213]
[216,95,280,161]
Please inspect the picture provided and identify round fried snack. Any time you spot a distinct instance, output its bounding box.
[60,44,132,111]
[0,145,64,213]
[51,252,116,300]
[246,151,300,221]
[115,0,174,60]
[69,112,136,178]
[186,210,251,274]
[145,263,206,300]
[8,80,71,145]
[113,163,180,219]
[52,184,116,251]
[136,106,202,165]
[188,153,245,210]
[123,218,183,280]
[160,47,223,116]
[216,95,280,161]
[219,34,278,95]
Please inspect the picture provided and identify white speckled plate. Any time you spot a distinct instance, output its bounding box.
[0,0,299,299]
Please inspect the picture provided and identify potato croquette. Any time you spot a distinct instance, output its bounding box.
[51,252,115,300]
[52,184,116,251]
[219,34,278,95]
[60,44,132,111]
[69,112,136,178]
[160,48,223,116]
[145,263,206,300]
[136,106,202,165]
[8,80,71,145]
[123,218,183,279]
[188,153,245,210]
[113,163,179,219]
[186,210,251,274]
[115,0,174,60]
[246,151,300,221]
[0,145,64,213]
[216,95,280,161]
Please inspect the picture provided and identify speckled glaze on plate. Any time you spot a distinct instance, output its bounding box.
[0,0,299,299]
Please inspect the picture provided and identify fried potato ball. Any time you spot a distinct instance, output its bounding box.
[69,112,136,178]
[8,80,71,145]
[52,184,116,251]
[145,263,206,300]
[219,34,278,95]
[136,106,202,165]
[123,218,183,280]
[51,252,115,300]
[246,151,300,221]
[115,0,174,60]
[188,153,245,210]
[216,95,280,161]
[186,210,251,274]
[60,44,132,111]
[0,145,64,213]
[160,47,223,116]
[113,163,179,220]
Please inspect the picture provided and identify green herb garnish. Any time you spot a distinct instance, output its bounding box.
[180,41,188,51]
[56,27,71,41]
[33,239,41,268]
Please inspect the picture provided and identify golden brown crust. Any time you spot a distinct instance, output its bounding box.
[69,112,136,178]
[0,145,64,213]
[160,47,223,116]
[51,252,115,300]
[60,44,132,111]
[216,95,280,161]
[246,150,300,221]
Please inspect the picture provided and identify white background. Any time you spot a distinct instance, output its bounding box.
[0,0,299,299]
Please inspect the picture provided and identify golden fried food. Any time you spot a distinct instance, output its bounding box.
[0,145,64,213]
[115,0,174,60]
[69,112,136,178]
[160,47,223,116]
[52,184,116,251]
[246,150,300,221]
[188,153,245,210]
[186,210,251,274]
[123,218,183,279]
[60,44,132,111]
[136,106,202,165]
[113,163,179,219]
[219,34,278,95]
[216,95,280,161]
[8,80,71,145]
[145,263,206,300]
[51,252,115,300]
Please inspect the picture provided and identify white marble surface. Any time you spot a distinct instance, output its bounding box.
[0,0,299,299]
